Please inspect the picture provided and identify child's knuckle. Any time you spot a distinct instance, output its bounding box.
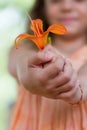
[55,64,62,71]
[63,73,71,81]
[37,74,44,83]
[46,85,53,91]
[69,82,74,89]
[66,93,71,98]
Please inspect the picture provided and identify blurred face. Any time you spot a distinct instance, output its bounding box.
[44,0,87,36]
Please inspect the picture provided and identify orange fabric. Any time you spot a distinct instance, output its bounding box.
[10,46,87,130]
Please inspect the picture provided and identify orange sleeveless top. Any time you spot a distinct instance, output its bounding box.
[10,46,87,130]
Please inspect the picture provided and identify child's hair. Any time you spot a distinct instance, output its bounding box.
[27,0,49,34]
[26,0,87,41]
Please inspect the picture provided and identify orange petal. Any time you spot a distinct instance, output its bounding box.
[33,37,44,50]
[30,19,44,36]
[15,34,35,49]
[47,24,67,35]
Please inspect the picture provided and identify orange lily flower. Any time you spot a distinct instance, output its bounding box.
[15,19,67,50]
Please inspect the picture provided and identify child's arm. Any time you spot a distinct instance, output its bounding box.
[8,43,37,79]
[8,43,81,104]
[9,43,64,98]
[68,45,87,103]
[8,43,66,99]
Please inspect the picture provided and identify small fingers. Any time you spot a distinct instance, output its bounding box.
[29,50,54,66]
[53,72,77,94]
[57,80,79,101]
[43,55,65,80]
[50,59,74,87]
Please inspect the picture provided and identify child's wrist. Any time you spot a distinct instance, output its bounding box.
[69,84,83,106]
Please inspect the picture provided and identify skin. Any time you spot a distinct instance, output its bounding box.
[8,43,81,104]
[8,0,87,104]
[45,0,87,36]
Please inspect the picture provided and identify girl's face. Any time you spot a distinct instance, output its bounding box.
[44,0,87,36]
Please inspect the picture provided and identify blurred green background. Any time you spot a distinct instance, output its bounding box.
[0,0,35,130]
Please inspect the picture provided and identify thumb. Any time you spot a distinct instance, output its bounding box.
[30,50,54,65]
[45,44,62,58]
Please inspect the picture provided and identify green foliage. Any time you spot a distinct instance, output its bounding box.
[0,0,35,10]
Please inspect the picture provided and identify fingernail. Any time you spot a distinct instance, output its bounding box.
[45,51,53,60]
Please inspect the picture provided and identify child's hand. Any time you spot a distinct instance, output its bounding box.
[16,44,65,99]
[16,44,81,103]
[50,59,81,104]
[44,45,82,104]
